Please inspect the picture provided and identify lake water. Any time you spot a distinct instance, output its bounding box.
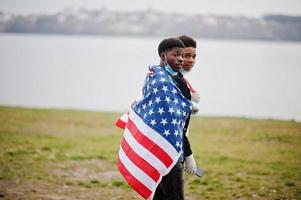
[0,33,301,121]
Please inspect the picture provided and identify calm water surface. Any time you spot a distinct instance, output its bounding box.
[0,33,300,121]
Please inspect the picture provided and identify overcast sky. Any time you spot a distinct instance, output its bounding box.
[0,0,301,17]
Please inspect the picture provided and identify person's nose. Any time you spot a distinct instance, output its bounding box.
[178,56,184,63]
[188,57,194,63]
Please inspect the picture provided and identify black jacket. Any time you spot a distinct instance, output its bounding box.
[172,72,193,157]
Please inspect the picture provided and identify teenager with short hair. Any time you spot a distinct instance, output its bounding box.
[153,38,196,200]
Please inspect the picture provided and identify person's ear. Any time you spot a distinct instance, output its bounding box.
[160,53,165,60]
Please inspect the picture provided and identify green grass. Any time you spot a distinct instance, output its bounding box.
[0,106,300,200]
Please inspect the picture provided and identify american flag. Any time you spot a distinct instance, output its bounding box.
[117,66,192,199]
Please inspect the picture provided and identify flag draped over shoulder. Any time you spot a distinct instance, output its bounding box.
[117,66,192,200]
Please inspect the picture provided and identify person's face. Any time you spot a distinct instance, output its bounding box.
[182,47,196,72]
[163,47,184,72]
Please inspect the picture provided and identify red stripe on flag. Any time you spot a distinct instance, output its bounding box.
[118,157,152,199]
[121,138,160,182]
[127,118,173,168]
[115,119,126,129]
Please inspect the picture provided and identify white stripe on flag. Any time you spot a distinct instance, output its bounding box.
[124,127,168,175]
[119,146,157,192]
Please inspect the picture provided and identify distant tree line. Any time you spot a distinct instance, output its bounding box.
[0,8,300,41]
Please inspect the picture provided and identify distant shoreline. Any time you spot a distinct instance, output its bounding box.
[0,105,299,123]
[1,9,300,42]
[1,32,301,44]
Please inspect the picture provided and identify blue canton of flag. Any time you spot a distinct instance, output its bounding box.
[133,65,192,154]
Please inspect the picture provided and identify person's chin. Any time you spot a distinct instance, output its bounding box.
[183,66,193,71]
[174,66,181,72]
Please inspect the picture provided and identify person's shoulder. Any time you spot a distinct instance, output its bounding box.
[147,66,169,78]
[148,65,162,73]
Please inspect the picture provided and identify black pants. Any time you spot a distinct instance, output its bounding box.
[153,163,184,200]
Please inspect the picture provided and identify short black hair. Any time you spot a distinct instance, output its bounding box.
[158,38,185,56]
[177,35,197,48]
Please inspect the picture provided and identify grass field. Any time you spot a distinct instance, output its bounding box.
[0,106,300,200]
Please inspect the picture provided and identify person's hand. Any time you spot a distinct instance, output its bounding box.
[192,103,199,115]
[191,91,200,103]
[184,155,197,175]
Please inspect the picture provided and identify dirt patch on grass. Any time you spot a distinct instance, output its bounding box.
[0,180,138,200]
[50,159,122,183]
[0,159,140,200]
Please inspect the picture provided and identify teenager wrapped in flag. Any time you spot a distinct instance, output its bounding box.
[116,38,199,200]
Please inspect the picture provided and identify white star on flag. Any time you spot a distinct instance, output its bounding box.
[181,102,186,107]
[165,96,171,103]
[150,119,156,126]
[160,77,166,83]
[163,130,170,137]
[162,85,169,92]
[161,118,168,126]
[159,71,165,75]
[155,97,161,104]
[168,107,175,115]
[171,118,177,126]
[158,107,164,115]
[174,130,179,137]
[148,109,154,115]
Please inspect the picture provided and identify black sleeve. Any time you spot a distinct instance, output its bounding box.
[172,74,193,157]
[172,75,191,100]
[183,115,193,157]
[183,135,193,157]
